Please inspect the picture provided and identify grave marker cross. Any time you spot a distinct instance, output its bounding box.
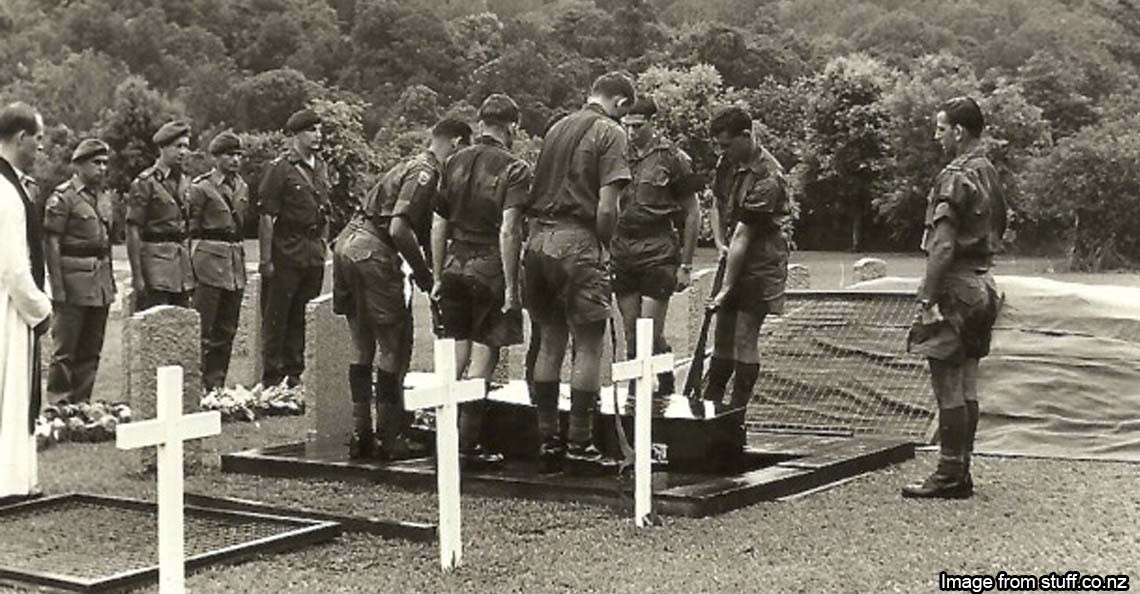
[116,365,222,594]
[404,338,485,571]
[611,318,673,527]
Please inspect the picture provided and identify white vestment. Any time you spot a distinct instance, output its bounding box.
[0,171,52,500]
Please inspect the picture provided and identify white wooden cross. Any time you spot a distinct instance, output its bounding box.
[403,338,485,571]
[116,366,222,594]
[611,318,674,527]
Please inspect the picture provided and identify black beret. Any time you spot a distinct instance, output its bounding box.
[71,138,110,163]
[285,109,321,134]
[152,120,191,147]
[208,130,243,155]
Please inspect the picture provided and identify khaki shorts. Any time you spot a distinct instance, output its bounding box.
[908,270,1000,361]
[522,224,611,326]
[332,228,408,331]
[436,244,523,348]
[611,232,679,301]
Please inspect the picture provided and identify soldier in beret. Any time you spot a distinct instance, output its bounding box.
[43,138,116,404]
[126,120,195,312]
[257,109,331,388]
[189,131,248,393]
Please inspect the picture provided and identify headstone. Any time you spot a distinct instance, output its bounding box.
[117,365,222,594]
[302,294,353,452]
[404,338,484,572]
[611,318,672,527]
[852,257,888,284]
[231,268,262,387]
[123,305,202,470]
[686,267,718,360]
[788,263,811,289]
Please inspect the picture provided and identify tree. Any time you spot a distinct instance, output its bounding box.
[94,76,187,195]
[3,50,129,132]
[229,68,326,132]
[799,55,894,251]
[310,97,380,235]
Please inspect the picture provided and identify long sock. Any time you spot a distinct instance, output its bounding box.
[937,405,968,478]
[348,364,373,434]
[654,345,674,395]
[534,381,560,441]
[703,357,734,403]
[729,362,760,408]
[459,381,489,451]
[568,389,597,445]
[964,400,979,473]
[375,369,401,440]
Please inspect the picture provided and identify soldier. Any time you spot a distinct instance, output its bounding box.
[902,97,1004,499]
[126,120,195,312]
[332,118,471,460]
[613,97,702,397]
[42,138,116,404]
[706,106,793,409]
[258,110,331,388]
[430,95,532,468]
[189,131,248,394]
[522,71,635,474]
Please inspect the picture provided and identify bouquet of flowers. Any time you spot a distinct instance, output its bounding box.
[36,401,133,448]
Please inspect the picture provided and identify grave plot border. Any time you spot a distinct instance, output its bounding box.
[0,493,341,594]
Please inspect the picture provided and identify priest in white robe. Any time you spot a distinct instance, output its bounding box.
[0,103,52,505]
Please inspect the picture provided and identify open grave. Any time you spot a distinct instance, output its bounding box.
[223,270,924,517]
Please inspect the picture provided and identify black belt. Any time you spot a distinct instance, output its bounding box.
[193,229,242,242]
[141,231,186,243]
[275,220,325,239]
[60,245,110,258]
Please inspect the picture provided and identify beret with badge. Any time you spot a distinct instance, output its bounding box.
[71,138,111,163]
[208,130,243,156]
[152,120,191,147]
[285,109,321,134]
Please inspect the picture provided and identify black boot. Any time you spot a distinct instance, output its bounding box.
[702,357,734,404]
[459,390,504,470]
[347,364,374,460]
[374,369,422,461]
[728,362,759,409]
[537,436,565,474]
[902,406,973,499]
[653,345,675,397]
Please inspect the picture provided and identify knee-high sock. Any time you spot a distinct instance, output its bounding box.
[374,369,401,439]
[568,389,597,445]
[348,364,373,434]
[459,381,489,450]
[534,381,560,441]
[729,362,760,408]
[655,344,675,395]
[937,405,969,477]
[703,357,734,403]
[964,400,979,471]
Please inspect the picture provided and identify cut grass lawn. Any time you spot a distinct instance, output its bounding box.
[12,249,1140,593]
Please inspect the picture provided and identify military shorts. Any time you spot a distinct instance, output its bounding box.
[908,269,1000,362]
[522,224,611,326]
[436,243,523,348]
[332,227,408,332]
[610,232,679,301]
[720,283,786,318]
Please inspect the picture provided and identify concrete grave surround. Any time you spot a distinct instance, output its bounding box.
[123,305,203,471]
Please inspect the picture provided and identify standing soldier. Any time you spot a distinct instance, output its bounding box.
[332,118,471,460]
[903,97,1004,499]
[522,71,635,474]
[612,97,702,397]
[258,110,330,389]
[189,131,248,394]
[42,139,115,404]
[430,95,531,468]
[126,120,195,312]
[705,107,793,409]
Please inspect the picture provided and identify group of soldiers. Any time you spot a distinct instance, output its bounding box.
[32,69,1005,499]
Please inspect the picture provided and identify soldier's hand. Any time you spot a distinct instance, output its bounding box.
[715,242,729,259]
[131,275,146,294]
[413,270,433,293]
[259,261,275,278]
[707,287,730,313]
[675,267,692,291]
[430,280,443,302]
[918,302,945,325]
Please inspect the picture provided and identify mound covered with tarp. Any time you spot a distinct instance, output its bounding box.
[855,275,1140,462]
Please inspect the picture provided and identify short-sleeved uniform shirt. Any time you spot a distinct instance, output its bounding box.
[189,169,248,291]
[712,145,793,309]
[522,104,631,325]
[258,148,332,268]
[43,176,116,306]
[612,134,702,298]
[910,145,1006,361]
[433,135,532,347]
[332,151,441,328]
[128,161,195,293]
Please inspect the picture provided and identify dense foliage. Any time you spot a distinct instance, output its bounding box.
[3,0,1139,267]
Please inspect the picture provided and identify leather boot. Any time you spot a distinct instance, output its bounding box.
[728,362,759,409]
[902,406,973,499]
[702,357,734,404]
[537,436,565,474]
[653,346,675,397]
[374,369,423,461]
[459,392,504,470]
[347,364,374,460]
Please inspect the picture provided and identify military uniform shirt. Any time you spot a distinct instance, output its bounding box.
[189,169,248,291]
[258,148,332,268]
[526,104,630,227]
[617,134,699,235]
[367,151,441,260]
[922,145,1007,267]
[127,161,195,293]
[434,135,532,245]
[42,176,116,306]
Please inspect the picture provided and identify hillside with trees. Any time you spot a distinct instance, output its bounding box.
[3,0,1139,267]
